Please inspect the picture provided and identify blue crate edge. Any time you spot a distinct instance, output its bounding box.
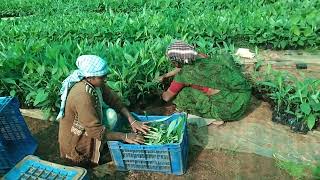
[0,97,18,113]
[3,155,88,180]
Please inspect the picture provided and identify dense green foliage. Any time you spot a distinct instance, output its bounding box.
[1,0,320,47]
[1,0,320,114]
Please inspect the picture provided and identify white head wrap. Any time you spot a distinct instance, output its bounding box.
[56,55,108,120]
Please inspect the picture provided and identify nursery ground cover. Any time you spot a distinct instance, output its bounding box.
[21,115,293,180]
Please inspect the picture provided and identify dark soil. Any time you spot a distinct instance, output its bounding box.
[22,115,293,180]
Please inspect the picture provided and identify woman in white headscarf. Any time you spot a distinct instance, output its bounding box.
[58,55,149,167]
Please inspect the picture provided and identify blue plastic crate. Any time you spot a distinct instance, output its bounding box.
[0,97,38,173]
[107,113,188,175]
[3,155,88,180]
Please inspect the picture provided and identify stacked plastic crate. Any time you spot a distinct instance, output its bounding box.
[0,97,38,173]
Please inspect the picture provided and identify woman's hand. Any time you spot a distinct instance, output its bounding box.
[157,69,181,83]
[120,108,150,134]
[128,116,150,135]
[157,75,165,82]
[198,52,209,58]
[206,88,220,96]
[123,133,145,144]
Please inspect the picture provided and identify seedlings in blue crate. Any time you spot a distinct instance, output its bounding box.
[143,116,186,145]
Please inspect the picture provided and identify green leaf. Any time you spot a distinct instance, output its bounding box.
[290,16,300,24]
[124,53,134,62]
[310,92,319,103]
[304,28,313,37]
[107,81,120,91]
[298,40,304,46]
[2,78,16,84]
[280,40,287,49]
[140,59,150,66]
[166,120,177,138]
[300,103,311,115]
[312,103,320,112]
[292,37,299,42]
[292,26,301,36]
[10,90,16,97]
[176,116,186,141]
[36,65,46,76]
[33,89,49,106]
[307,114,316,130]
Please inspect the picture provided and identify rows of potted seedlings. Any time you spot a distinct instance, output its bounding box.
[253,68,320,134]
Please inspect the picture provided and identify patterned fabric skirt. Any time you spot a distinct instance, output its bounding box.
[173,54,252,121]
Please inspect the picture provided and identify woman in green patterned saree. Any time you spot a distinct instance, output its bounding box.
[158,40,251,121]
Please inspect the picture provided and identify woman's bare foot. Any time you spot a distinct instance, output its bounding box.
[210,120,224,127]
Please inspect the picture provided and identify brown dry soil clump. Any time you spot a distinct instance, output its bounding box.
[24,116,292,180]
